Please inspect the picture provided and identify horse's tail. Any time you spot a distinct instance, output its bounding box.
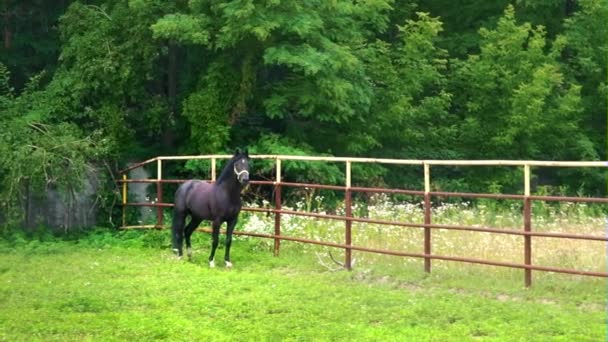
[171,181,192,253]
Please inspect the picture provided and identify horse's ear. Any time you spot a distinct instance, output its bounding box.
[244,148,249,157]
[234,148,241,155]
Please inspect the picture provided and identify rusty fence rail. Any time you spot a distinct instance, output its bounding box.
[118,155,608,287]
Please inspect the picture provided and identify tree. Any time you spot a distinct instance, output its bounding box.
[54,1,183,157]
[0,1,71,90]
[417,0,511,57]
[561,0,607,161]
[152,0,393,156]
[450,5,595,191]
[360,12,456,160]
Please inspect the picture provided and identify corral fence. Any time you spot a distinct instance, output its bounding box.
[118,155,608,286]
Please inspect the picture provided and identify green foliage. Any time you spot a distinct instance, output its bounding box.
[0,65,110,229]
[0,64,13,98]
[49,1,186,160]
[151,14,210,45]
[1,1,607,231]
[250,134,344,185]
[450,5,598,191]
[182,86,232,153]
[561,0,608,160]
[154,0,394,155]
[417,0,511,57]
[0,1,69,90]
[361,12,456,159]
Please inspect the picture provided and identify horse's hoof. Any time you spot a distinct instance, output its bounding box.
[225,261,233,268]
[209,260,215,268]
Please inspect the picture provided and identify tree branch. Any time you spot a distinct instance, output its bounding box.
[86,5,112,21]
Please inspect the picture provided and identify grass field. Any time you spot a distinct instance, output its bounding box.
[0,229,606,341]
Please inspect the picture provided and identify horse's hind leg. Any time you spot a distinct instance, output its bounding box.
[171,212,186,257]
[208,219,222,268]
[184,217,202,261]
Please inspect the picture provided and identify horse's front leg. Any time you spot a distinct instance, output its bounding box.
[224,217,238,268]
[208,219,222,268]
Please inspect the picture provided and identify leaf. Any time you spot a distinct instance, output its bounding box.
[151,14,210,45]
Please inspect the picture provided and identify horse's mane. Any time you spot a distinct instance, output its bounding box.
[216,153,247,185]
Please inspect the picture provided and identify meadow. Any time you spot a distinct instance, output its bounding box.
[239,194,607,278]
[1,197,607,341]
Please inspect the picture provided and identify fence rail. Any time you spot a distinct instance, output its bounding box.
[118,155,608,287]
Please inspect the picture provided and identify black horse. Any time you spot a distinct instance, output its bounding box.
[172,149,250,267]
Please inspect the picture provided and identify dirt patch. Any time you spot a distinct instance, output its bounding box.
[578,302,605,312]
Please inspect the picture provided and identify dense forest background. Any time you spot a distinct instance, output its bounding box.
[0,0,606,227]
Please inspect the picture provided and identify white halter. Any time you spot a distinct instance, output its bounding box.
[234,165,249,181]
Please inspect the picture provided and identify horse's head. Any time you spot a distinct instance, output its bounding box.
[232,148,250,186]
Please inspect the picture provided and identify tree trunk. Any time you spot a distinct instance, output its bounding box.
[160,40,178,151]
[3,10,11,49]
[168,40,177,113]
[565,0,576,17]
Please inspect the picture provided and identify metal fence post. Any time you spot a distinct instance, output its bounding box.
[524,164,532,287]
[424,163,432,273]
[345,161,352,270]
[156,159,163,228]
[274,159,282,256]
[122,174,127,228]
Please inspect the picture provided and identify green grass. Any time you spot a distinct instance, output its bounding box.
[0,230,606,341]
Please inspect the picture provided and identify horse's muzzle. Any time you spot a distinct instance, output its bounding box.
[234,166,250,186]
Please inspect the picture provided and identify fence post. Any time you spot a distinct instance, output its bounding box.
[424,163,432,273]
[211,157,216,182]
[122,174,127,228]
[274,158,282,256]
[156,159,163,228]
[345,161,352,270]
[524,164,532,287]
